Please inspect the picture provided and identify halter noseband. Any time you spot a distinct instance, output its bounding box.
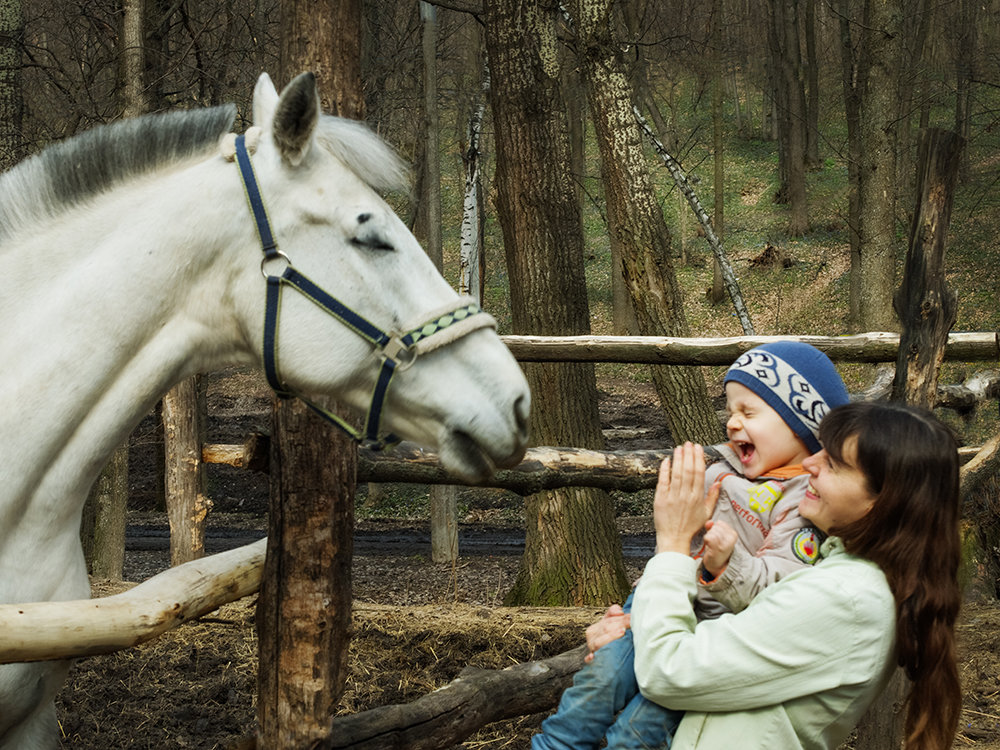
[231,132,496,449]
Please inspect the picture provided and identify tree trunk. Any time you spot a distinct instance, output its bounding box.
[857,0,903,332]
[258,2,363,746]
[838,0,864,329]
[568,0,723,446]
[857,128,963,750]
[278,0,363,116]
[604,152,639,335]
[896,0,932,204]
[953,0,976,183]
[80,443,128,580]
[890,128,962,406]
[458,99,486,302]
[163,376,209,567]
[484,0,629,607]
[770,0,809,234]
[0,0,23,171]
[120,0,147,119]
[633,111,754,335]
[803,0,821,169]
[711,7,726,306]
[418,2,458,565]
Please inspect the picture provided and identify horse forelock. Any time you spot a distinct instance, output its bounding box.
[0,105,236,242]
[314,115,411,194]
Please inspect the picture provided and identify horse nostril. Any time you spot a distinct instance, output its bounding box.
[357,212,371,224]
[514,393,530,437]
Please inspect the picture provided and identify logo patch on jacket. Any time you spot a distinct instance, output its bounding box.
[748,481,783,513]
[791,527,822,564]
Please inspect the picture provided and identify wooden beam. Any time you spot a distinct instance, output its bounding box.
[204,440,983,492]
[500,331,999,364]
[0,539,265,663]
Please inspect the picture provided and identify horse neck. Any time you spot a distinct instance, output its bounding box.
[0,158,254,589]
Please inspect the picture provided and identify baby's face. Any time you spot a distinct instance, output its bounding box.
[724,382,811,479]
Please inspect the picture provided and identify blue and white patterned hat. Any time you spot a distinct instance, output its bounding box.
[724,341,849,454]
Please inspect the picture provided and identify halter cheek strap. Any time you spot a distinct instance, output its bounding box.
[230,132,496,449]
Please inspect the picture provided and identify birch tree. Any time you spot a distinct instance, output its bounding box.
[566,0,723,445]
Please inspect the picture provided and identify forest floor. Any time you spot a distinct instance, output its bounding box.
[52,368,1000,749]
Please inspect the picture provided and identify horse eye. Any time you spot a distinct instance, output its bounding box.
[350,235,395,252]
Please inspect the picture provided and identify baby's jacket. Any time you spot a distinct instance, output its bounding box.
[693,443,823,620]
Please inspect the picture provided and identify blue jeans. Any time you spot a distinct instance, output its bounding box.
[532,593,683,750]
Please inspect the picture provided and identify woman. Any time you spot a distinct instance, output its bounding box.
[587,402,962,750]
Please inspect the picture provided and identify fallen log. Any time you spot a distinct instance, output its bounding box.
[0,538,266,663]
[316,645,587,749]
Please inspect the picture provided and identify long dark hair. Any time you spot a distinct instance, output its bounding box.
[820,402,961,750]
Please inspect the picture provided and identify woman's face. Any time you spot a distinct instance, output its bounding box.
[800,435,876,534]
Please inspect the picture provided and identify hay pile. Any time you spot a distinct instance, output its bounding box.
[58,585,600,749]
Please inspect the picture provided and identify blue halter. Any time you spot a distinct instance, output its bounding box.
[233,133,491,449]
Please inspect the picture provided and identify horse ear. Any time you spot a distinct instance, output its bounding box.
[272,72,319,167]
[252,73,280,128]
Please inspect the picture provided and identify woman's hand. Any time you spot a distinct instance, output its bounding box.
[653,442,720,555]
[584,604,630,663]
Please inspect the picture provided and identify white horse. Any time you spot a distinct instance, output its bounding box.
[0,72,530,749]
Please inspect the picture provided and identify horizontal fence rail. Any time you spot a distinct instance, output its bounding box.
[0,539,266,663]
[500,331,1000,364]
[202,441,985,492]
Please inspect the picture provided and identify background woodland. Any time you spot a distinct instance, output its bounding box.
[3,0,1000,609]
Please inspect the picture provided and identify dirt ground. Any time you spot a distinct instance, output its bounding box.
[53,371,1000,749]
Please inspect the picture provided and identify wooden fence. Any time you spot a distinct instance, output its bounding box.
[5,330,1000,662]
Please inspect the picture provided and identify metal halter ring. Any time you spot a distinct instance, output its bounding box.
[380,335,418,371]
[260,251,292,279]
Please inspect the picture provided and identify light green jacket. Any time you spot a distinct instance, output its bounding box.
[631,538,896,750]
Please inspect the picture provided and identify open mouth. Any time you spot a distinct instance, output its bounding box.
[441,431,496,483]
[734,440,756,465]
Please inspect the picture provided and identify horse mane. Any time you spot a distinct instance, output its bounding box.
[0,104,411,243]
[315,115,411,194]
[0,105,236,242]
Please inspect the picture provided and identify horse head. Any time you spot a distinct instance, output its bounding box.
[228,72,530,481]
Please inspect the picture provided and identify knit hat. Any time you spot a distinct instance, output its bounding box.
[724,341,849,454]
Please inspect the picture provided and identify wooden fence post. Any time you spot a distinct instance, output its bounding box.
[257,398,356,748]
[855,127,963,750]
[163,375,209,567]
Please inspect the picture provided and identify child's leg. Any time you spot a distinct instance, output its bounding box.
[532,594,640,750]
[604,692,684,749]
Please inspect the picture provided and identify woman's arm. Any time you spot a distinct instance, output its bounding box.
[633,443,894,713]
[631,552,895,712]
